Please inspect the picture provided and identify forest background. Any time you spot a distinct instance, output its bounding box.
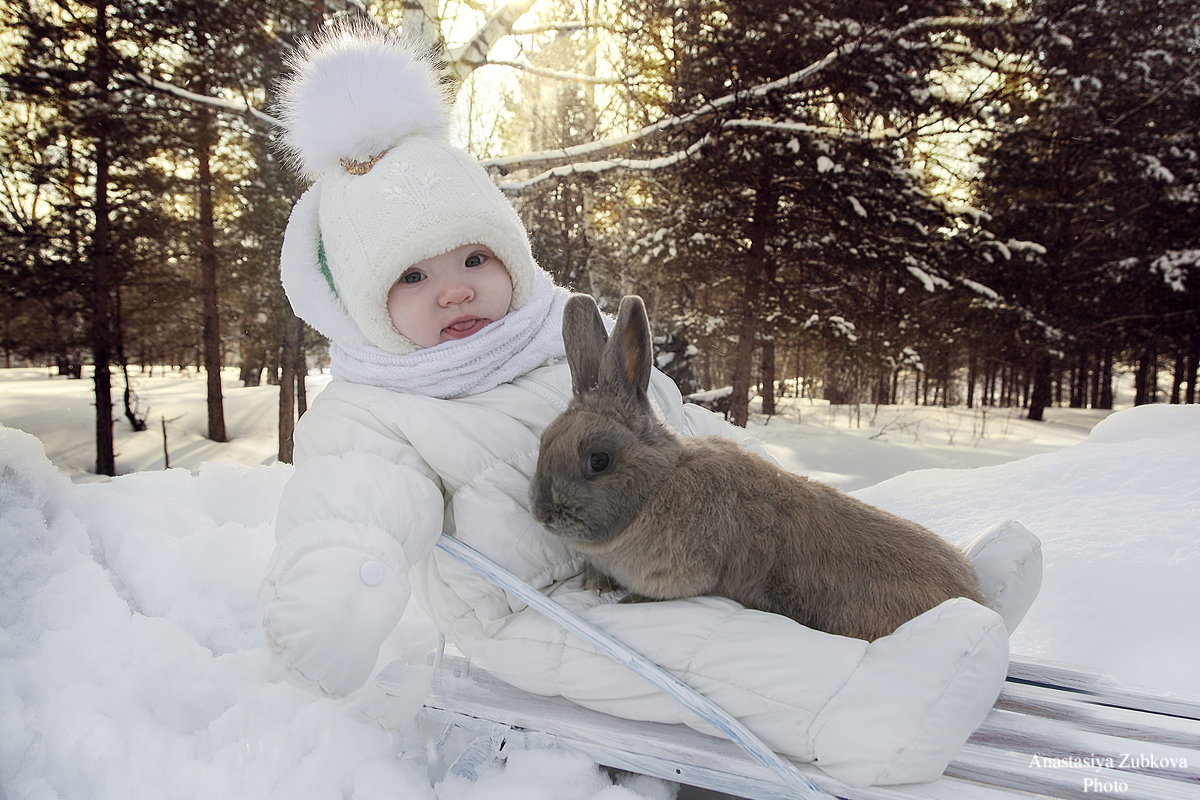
[2,0,1197,476]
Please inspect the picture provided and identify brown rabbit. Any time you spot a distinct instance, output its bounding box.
[530,294,984,641]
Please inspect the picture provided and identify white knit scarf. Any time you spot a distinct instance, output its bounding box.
[329,271,570,398]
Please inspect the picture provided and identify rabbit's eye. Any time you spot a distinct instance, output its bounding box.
[586,452,612,474]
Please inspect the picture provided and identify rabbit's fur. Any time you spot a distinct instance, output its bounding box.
[531,294,984,641]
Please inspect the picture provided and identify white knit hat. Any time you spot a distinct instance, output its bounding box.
[276,24,540,354]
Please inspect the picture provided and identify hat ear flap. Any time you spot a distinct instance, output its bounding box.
[562,294,609,398]
[599,295,652,410]
[279,185,372,350]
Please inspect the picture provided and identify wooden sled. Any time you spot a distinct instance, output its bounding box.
[379,536,1200,799]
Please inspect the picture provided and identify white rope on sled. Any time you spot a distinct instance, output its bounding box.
[434,534,832,800]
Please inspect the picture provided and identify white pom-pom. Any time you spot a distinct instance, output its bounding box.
[277,23,451,180]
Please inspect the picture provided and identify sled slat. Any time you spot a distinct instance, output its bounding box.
[994,680,1200,748]
[390,652,1200,800]
[947,741,1197,800]
[408,655,1036,800]
[966,708,1199,794]
[1007,658,1200,720]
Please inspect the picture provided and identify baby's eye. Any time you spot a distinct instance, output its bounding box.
[464,253,486,268]
[399,270,425,285]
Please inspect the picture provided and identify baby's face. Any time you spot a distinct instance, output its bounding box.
[386,244,514,348]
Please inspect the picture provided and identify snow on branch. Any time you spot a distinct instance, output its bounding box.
[894,13,1024,38]
[128,72,280,129]
[482,59,630,85]
[482,40,857,173]
[722,118,895,142]
[955,276,1002,302]
[510,19,628,36]
[484,14,1007,174]
[497,135,713,193]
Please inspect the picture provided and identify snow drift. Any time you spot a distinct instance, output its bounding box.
[1,403,1197,798]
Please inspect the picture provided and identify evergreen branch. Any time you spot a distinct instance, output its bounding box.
[933,42,1026,74]
[1107,69,1199,130]
[1085,309,1199,331]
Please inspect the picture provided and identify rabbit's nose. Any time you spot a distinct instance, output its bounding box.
[529,479,551,522]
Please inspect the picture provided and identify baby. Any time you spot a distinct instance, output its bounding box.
[259,25,1042,788]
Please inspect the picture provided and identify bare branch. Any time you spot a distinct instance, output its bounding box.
[481,58,629,85]
[484,14,1017,174]
[509,19,628,36]
[483,37,858,173]
[498,135,713,193]
[127,72,281,130]
[447,0,538,83]
[722,119,894,142]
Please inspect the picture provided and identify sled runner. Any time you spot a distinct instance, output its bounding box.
[379,536,1200,800]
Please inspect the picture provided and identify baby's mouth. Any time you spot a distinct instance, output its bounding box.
[442,317,490,340]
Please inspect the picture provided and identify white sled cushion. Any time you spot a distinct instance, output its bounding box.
[421,546,1010,788]
[960,520,1043,633]
[811,597,1008,786]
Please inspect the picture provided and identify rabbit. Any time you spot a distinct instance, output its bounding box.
[530,293,985,641]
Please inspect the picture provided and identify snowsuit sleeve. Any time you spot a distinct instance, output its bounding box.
[409,367,1016,787]
[258,384,444,699]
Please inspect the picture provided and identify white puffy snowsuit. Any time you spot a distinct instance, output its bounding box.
[260,359,1042,788]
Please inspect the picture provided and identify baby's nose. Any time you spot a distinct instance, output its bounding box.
[439,280,473,305]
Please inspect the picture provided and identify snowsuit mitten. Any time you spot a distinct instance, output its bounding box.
[259,453,443,698]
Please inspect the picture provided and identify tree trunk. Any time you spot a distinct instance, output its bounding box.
[1185,345,1197,405]
[196,92,227,442]
[274,0,324,462]
[1027,353,1053,421]
[759,339,776,417]
[1069,350,1086,408]
[728,298,756,428]
[1098,347,1114,409]
[1134,348,1156,405]
[278,309,300,464]
[90,1,115,477]
[728,180,777,427]
[295,336,308,417]
[1169,351,1184,404]
[966,351,977,409]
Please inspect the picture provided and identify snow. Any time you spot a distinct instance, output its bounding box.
[2,367,1198,799]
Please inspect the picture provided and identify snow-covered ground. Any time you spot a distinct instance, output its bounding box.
[2,366,1198,799]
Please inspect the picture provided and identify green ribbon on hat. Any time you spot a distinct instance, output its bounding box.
[316,233,338,297]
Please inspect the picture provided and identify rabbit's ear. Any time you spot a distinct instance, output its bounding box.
[562,293,609,398]
[600,295,652,408]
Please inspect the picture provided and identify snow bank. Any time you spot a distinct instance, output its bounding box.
[0,428,426,799]
[0,426,676,799]
[855,404,1200,693]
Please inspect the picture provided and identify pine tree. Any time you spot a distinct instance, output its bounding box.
[975,0,1200,416]
[2,1,170,474]
[593,0,1005,423]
